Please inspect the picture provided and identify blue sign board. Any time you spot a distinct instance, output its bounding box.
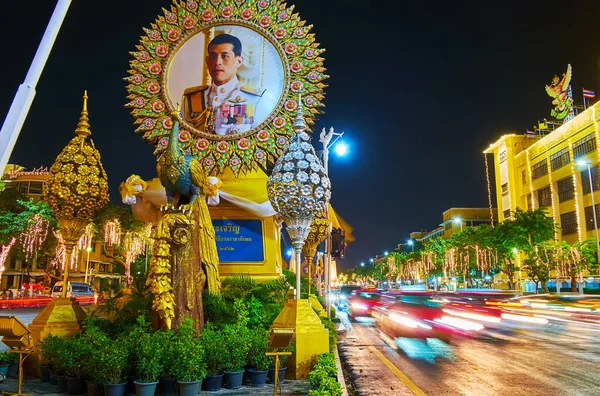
[213,219,264,263]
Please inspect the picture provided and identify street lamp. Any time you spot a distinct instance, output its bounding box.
[360,262,364,267]
[453,217,463,231]
[577,160,600,292]
[369,258,374,264]
[407,240,414,253]
[84,246,92,284]
[384,251,389,256]
[319,127,345,317]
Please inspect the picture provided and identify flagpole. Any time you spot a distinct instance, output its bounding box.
[0,0,72,176]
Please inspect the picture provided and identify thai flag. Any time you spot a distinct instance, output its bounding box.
[526,129,536,137]
[583,89,595,98]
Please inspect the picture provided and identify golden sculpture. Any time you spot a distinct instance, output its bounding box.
[43,91,109,294]
[302,211,328,295]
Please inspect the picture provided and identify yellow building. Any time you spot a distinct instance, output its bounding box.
[411,207,497,243]
[484,102,600,245]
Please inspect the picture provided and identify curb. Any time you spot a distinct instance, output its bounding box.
[334,342,348,396]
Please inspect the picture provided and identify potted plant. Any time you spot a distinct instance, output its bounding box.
[62,335,89,395]
[246,329,270,387]
[6,353,18,378]
[38,334,61,385]
[133,331,163,396]
[221,324,249,389]
[155,330,178,396]
[95,339,129,396]
[171,319,206,396]
[53,336,71,393]
[0,351,11,377]
[199,324,225,391]
[80,324,110,396]
[267,351,289,385]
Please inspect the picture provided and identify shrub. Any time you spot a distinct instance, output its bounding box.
[247,328,270,371]
[0,351,13,365]
[170,319,206,382]
[199,323,225,375]
[135,331,163,382]
[308,353,341,396]
[61,335,90,378]
[95,339,129,384]
[221,323,250,372]
[37,335,62,369]
[80,325,110,381]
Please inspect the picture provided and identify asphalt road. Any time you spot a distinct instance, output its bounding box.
[337,311,600,396]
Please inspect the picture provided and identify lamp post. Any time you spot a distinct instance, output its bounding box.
[577,161,600,293]
[84,247,91,284]
[319,127,345,317]
[407,240,414,253]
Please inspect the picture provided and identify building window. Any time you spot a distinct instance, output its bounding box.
[501,183,509,196]
[527,194,533,210]
[584,204,600,230]
[444,223,452,231]
[531,160,548,180]
[557,178,574,203]
[581,165,600,194]
[550,147,570,171]
[18,182,29,194]
[503,209,511,219]
[537,186,552,207]
[560,211,577,235]
[28,182,43,194]
[522,170,527,185]
[572,133,596,159]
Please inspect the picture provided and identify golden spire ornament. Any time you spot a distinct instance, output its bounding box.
[43,92,109,297]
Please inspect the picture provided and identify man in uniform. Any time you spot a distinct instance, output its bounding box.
[181,33,265,135]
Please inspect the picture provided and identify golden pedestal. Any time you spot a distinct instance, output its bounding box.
[271,299,329,379]
[25,297,87,375]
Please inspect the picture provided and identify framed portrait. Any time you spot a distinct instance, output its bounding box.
[127,0,327,175]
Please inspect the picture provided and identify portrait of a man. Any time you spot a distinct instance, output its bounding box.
[181,33,266,135]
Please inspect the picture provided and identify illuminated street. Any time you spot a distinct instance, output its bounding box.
[338,311,600,395]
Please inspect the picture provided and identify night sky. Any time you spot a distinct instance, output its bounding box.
[2,0,600,270]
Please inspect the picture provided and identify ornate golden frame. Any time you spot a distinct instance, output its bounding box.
[126,0,327,176]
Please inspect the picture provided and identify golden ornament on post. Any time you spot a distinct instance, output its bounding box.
[302,211,328,296]
[27,91,109,375]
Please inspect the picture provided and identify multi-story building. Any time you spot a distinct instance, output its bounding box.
[484,102,600,245]
[0,165,121,292]
[411,207,497,243]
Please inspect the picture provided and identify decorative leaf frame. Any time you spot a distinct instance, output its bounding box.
[125,0,328,176]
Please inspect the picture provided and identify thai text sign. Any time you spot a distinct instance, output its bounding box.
[213,219,264,263]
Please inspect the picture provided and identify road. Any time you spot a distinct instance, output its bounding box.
[337,311,600,396]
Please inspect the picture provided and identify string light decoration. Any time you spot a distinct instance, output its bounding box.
[525,150,535,210]
[484,154,495,226]
[78,223,94,251]
[545,154,559,241]
[568,140,584,242]
[19,214,50,260]
[123,230,146,280]
[104,219,122,247]
[0,238,16,280]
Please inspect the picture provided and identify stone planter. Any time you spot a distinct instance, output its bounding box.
[247,369,268,387]
[103,382,127,396]
[202,373,223,392]
[134,380,158,396]
[223,371,244,389]
[177,380,202,396]
[67,377,87,395]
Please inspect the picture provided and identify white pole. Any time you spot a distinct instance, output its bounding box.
[0,0,72,175]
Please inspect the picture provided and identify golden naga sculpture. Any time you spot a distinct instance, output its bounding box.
[145,113,221,330]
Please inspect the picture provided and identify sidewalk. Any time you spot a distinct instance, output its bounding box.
[0,376,311,395]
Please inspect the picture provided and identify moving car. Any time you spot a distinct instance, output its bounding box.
[347,289,384,318]
[336,284,361,310]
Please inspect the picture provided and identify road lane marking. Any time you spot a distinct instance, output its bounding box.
[368,345,428,396]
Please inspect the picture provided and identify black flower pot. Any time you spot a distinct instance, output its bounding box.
[7,362,18,378]
[48,369,58,385]
[267,367,287,384]
[223,371,244,389]
[86,380,104,396]
[247,370,269,387]
[40,365,51,382]
[103,382,127,396]
[67,377,87,395]
[243,363,257,385]
[57,375,68,393]
[158,378,177,395]
[202,374,223,392]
